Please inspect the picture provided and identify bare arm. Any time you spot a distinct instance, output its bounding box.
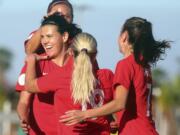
[25,54,48,93]
[82,85,128,118]
[25,29,41,54]
[60,85,129,125]
[16,91,32,134]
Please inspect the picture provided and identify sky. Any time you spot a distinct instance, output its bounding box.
[0,0,180,85]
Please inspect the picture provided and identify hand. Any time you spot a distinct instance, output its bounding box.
[59,110,86,125]
[20,119,30,134]
[25,53,48,62]
[110,121,119,133]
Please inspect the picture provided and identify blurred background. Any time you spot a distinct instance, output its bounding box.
[0,0,180,135]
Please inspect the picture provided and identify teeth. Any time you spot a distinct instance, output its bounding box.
[45,45,52,49]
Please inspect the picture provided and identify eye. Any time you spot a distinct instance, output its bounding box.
[40,35,44,39]
[47,34,53,38]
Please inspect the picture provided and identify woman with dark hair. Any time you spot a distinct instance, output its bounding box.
[16,1,101,134]
[16,13,81,135]
[16,1,79,134]
[60,17,170,135]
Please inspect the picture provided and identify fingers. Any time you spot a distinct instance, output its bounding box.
[59,117,80,125]
[59,110,83,125]
[36,55,49,61]
[60,110,79,119]
[59,115,74,123]
[63,119,79,126]
[110,121,119,128]
[110,124,118,129]
[26,54,49,62]
[65,110,77,114]
[20,120,30,134]
[21,127,29,134]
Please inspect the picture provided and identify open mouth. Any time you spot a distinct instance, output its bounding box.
[44,45,53,51]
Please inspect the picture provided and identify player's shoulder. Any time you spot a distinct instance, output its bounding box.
[116,54,135,69]
[97,69,114,88]
[97,68,113,76]
[97,68,114,81]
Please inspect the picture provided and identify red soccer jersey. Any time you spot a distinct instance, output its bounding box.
[113,54,159,135]
[37,56,114,135]
[16,56,59,135]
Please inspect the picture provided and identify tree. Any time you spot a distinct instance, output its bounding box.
[153,68,179,135]
[0,48,12,71]
[0,47,13,86]
[0,47,13,109]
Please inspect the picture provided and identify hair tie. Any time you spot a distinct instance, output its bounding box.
[81,48,88,53]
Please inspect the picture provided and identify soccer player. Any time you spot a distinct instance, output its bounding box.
[16,2,79,133]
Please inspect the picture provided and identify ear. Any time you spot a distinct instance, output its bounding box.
[121,31,128,44]
[62,32,69,43]
[67,48,74,56]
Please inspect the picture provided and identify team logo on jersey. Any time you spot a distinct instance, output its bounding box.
[18,73,25,86]
[81,89,104,111]
[81,88,105,120]
[90,89,104,108]
[42,72,48,76]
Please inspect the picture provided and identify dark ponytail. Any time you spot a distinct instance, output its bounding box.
[122,17,170,67]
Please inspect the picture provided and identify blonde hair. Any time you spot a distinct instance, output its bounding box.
[71,33,97,104]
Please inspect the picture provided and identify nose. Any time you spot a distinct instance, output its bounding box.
[41,37,49,45]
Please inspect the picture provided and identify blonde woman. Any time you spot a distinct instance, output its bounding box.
[25,32,116,135]
[60,17,170,135]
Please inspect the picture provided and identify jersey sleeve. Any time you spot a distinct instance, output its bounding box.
[113,60,133,91]
[15,64,27,92]
[24,31,36,46]
[97,69,114,88]
[97,69,114,102]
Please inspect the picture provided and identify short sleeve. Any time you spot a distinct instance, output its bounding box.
[15,64,27,92]
[97,69,114,89]
[113,60,133,91]
[24,31,36,46]
[97,69,114,102]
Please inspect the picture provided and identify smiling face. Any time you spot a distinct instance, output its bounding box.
[40,24,66,59]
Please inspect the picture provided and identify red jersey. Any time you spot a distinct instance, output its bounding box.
[37,56,114,135]
[113,54,159,135]
[16,57,58,135]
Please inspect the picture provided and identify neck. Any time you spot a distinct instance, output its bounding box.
[123,51,133,58]
[52,49,70,67]
[123,44,133,58]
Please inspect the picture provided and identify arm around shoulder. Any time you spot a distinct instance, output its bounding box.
[25,29,41,54]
